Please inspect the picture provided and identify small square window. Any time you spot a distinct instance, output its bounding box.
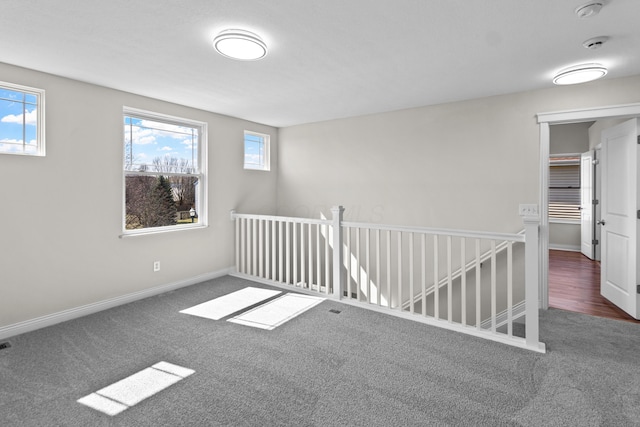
[244,131,270,171]
[0,81,45,156]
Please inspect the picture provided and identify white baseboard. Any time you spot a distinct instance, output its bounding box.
[548,244,581,252]
[480,300,526,330]
[0,267,233,341]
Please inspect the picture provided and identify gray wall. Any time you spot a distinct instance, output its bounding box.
[0,62,278,330]
[277,75,640,236]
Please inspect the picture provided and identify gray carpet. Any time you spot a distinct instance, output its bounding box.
[1,275,639,426]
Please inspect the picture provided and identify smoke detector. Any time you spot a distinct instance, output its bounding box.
[583,36,609,50]
[575,2,603,18]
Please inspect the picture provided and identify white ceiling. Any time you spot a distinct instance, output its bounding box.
[1,0,639,127]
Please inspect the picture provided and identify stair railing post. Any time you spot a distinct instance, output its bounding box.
[331,206,345,299]
[520,204,545,352]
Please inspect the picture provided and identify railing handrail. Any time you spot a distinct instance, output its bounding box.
[342,221,525,243]
[231,214,524,243]
[232,212,332,226]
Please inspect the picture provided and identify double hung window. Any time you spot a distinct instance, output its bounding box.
[123,108,207,234]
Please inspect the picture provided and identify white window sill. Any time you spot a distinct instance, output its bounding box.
[119,224,208,238]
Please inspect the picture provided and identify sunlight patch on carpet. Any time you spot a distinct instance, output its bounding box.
[228,293,325,330]
[180,287,281,320]
[77,362,194,416]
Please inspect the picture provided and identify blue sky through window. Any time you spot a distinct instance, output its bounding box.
[124,116,198,172]
[244,132,265,169]
[0,87,38,154]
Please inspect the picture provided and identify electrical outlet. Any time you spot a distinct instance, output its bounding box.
[518,204,539,217]
[153,261,161,272]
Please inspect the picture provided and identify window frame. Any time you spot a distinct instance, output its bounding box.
[0,81,45,156]
[549,154,581,224]
[243,130,270,171]
[122,107,208,237]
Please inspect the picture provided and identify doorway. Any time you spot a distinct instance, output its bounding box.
[537,103,640,319]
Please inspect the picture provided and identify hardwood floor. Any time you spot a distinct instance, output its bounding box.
[548,249,640,323]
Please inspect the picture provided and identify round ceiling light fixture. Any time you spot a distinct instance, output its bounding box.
[575,2,603,18]
[553,63,608,85]
[213,29,267,61]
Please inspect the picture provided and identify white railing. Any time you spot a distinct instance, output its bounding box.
[231,206,545,353]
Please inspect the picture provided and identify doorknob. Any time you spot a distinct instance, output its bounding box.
[597,219,606,226]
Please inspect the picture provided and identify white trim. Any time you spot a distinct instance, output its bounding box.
[537,103,640,124]
[0,268,233,341]
[537,102,640,312]
[549,244,581,252]
[480,300,526,330]
[549,218,580,225]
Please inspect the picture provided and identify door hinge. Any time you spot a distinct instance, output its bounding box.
[592,239,599,245]
[637,135,640,144]
[592,199,599,205]
[637,285,640,294]
[637,210,640,219]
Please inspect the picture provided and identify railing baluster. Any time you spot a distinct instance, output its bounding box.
[300,223,306,287]
[397,232,402,312]
[293,222,298,286]
[433,235,439,320]
[386,230,391,308]
[366,228,371,303]
[271,220,277,281]
[475,239,481,330]
[507,241,513,338]
[421,233,426,317]
[376,229,381,306]
[409,232,414,315]
[235,215,240,274]
[286,221,291,285]
[308,223,313,289]
[325,223,330,294]
[240,218,246,274]
[447,235,452,323]
[491,240,497,333]
[356,228,361,302]
[346,227,352,299]
[278,221,283,282]
[460,237,466,327]
[316,224,321,291]
[258,219,264,278]
[252,218,258,276]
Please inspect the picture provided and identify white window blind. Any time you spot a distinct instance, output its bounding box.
[549,156,580,220]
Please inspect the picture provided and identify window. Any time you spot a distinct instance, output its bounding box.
[244,131,270,170]
[549,155,580,221]
[123,108,207,235]
[0,81,45,156]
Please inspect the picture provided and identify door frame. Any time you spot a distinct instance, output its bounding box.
[537,103,640,309]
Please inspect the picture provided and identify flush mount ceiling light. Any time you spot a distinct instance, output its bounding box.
[553,63,608,85]
[575,2,603,18]
[213,29,267,61]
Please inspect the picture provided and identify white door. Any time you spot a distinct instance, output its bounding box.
[600,118,639,319]
[580,151,594,259]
